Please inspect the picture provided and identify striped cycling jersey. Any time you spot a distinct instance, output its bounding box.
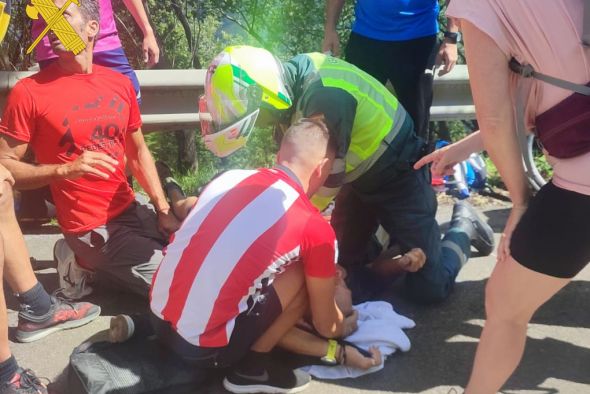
[150,168,337,347]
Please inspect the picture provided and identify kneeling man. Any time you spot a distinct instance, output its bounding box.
[150,118,378,393]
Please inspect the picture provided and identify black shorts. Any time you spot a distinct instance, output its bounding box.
[510,182,590,278]
[151,285,282,368]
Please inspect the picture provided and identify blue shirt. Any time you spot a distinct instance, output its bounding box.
[352,0,440,41]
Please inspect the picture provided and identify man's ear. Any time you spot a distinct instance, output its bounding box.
[315,157,330,178]
[87,20,99,41]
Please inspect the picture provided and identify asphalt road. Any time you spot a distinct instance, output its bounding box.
[8,200,590,394]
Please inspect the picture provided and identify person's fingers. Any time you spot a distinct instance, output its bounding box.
[369,346,382,366]
[2,172,15,186]
[89,157,118,173]
[143,47,149,64]
[413,152,437,170]
[81,164,110,179]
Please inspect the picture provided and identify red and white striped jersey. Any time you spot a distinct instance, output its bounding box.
[150,168,337,347]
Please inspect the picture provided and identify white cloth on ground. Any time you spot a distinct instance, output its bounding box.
[300,301,415,379]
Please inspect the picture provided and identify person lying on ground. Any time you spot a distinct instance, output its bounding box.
[0,164,100,394]
[0,0,180,299]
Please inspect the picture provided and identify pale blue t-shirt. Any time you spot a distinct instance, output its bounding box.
[352,0,440,41]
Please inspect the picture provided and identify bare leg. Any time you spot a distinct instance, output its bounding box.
[170,195,197,221]
[465,255,569,394]
[250,263,308,353]
[0,234,11,362]
[0,182,37,293]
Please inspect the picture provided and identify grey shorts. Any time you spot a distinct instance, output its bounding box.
[63,201,168,297]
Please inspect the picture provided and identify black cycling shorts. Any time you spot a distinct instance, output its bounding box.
[152,284,282,368]
[510,181,590,278]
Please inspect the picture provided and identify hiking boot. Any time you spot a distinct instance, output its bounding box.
[0,369,47,394]
[54,239,94,300]
[223,352,311,394]
[450,201,495,256]
[15,294,101,343]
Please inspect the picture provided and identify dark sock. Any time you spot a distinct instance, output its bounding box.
[0,355,18,383]
[130,313,155,338]
[235,350,269,374]
[17,282,52,316]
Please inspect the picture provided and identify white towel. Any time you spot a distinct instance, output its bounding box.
[300,301,415,379]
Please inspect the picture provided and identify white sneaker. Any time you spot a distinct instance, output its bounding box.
[54,239,94,299]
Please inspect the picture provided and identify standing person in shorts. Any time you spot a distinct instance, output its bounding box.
[431,1,590,392]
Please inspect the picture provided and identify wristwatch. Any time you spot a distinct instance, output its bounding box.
[320,339,339,366]
[443,31,461,44]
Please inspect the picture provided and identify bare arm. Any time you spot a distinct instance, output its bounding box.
[437,16,459,76]
[125,129,180,234]
[306,275,358,339]
[462,20,531,260]
[414,130,484,176]
[0,135,117,190]
[462,22,530,206]
[322,0,346,56]
[121,0,159,66]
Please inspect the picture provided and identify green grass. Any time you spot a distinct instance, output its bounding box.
[143,126,278,195]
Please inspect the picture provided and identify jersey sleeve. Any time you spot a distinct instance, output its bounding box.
[126,81,142,132]
[301,87,357,211]
[0,81,36,143]
[300,214,337,278]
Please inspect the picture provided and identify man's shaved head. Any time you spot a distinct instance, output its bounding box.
[279,117,335,167]
[277,117,336,196]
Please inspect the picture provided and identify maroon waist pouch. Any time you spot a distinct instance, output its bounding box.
[535,81,590,159]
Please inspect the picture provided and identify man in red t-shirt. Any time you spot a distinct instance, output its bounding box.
[0,0,179,298]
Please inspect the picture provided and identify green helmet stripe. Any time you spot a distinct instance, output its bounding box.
[231,64,255,86]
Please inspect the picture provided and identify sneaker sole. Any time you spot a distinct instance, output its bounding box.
[15,306,101,343]
[222,378,310,394]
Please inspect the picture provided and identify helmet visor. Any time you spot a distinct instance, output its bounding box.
[199,95,260,157]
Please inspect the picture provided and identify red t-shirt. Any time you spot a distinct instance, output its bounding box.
[0,64,142,233]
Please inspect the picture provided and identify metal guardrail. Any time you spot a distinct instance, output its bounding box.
[0,65,474,131]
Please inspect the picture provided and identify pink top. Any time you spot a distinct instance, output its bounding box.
[32,0,122,61]
[448,0,590,195]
